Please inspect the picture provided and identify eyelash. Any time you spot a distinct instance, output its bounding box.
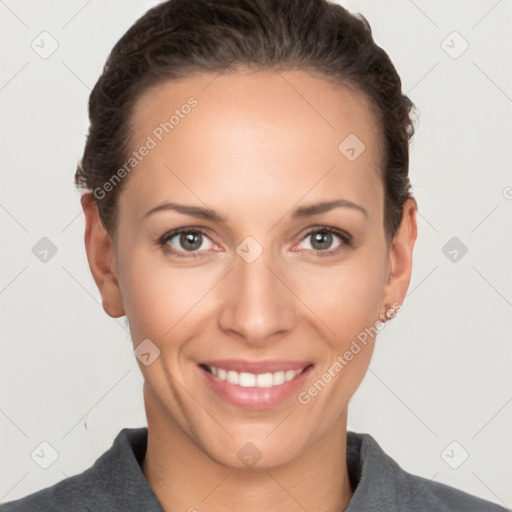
[158,226,352,258]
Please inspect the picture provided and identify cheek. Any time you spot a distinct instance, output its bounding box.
[117,249,172,341]
[118,249,218,343]
[293,266,382,417]
[293,258,384,338]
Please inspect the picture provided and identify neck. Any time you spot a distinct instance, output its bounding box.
[141,388,354,512]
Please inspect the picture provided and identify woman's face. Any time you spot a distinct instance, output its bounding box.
[87,69,416,468]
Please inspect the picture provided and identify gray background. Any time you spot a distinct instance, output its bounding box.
[1,0,511,507]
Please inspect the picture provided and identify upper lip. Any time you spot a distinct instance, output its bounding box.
[200,359,314,374]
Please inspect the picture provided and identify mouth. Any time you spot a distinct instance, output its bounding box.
[198,360,314,410]
[199,363,313,388]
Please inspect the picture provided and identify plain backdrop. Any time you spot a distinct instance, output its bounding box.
[1,0,511,507]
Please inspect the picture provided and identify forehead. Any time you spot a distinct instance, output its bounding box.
[120,69,383,223]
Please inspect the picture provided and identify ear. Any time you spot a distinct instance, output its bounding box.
[380,197,418,314]
[81,192,125,318]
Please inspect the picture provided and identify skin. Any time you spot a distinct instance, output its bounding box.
[81,69,417,511]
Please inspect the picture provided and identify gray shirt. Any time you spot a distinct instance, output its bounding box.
[1,427,508,511]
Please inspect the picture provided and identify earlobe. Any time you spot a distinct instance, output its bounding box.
[81,192,125,318]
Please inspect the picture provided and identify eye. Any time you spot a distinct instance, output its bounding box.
[296,227,352,255]
[160,228,216,256]
[159,226,352,258]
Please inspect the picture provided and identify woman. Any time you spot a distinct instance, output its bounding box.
[1,0,507,510]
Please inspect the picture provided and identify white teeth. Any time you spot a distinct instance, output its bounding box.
[256,372,273,388]
[273,371,285,385]
[239,372,256,387]
[207,365,305,388]
[226,370,239,385]
[285,370,297,382]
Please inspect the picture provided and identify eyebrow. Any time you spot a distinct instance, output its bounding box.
[292,199,368,219]
[144,202,227,223]
[144,198,368,222]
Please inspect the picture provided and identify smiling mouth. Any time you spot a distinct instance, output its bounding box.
[199,363,314,388]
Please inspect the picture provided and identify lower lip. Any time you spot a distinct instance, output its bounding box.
[199,365,314,410]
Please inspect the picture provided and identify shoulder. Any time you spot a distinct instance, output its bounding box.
[0,427,163,512]
[0,464,102,512]
[346,431,509,512]
[396,465,508,512]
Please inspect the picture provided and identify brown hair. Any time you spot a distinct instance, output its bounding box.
[74,0,416,244]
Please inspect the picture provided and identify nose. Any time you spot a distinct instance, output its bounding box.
[217,246,297,346]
